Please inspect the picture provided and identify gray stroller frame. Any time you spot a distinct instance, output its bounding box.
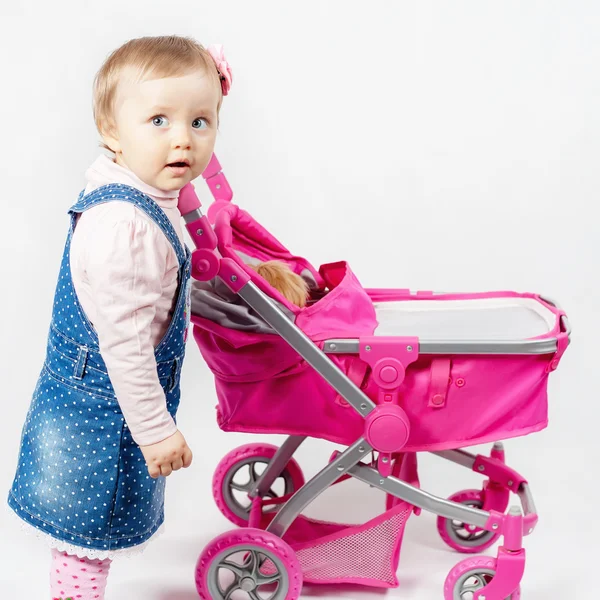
[183,160,571,600]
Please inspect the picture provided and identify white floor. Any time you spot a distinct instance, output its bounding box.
[1,351,593,599]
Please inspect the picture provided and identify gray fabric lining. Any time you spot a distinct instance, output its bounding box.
[190,250,320,333]
[190,278,284,333]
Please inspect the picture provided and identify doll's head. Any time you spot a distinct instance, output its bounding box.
[93,36,231,191]
[249,261,310,308]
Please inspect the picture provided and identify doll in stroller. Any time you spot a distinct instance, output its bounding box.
[180,155,571,600]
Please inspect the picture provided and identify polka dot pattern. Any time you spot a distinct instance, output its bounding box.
[50,548,110,599]
[8,184,191,556]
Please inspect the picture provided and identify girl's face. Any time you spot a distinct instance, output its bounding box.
[103,68,220,191]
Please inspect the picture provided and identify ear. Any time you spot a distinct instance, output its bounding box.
[101,132,121,155]
[99,119,121,154]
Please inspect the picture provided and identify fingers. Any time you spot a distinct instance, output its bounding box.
[182,446,193,468]
[148,463,161,479]
[147,451,191,478]
[141,434,192,478]
[160,463,173,477]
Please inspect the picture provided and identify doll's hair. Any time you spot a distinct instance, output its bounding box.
[249,261,310,308]
[93,35,221,147]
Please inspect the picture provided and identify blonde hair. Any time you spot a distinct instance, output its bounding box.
[249,261,310,308]
[93,35,221,144]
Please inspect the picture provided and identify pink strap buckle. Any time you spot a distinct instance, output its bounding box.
[546,316,569,372]
[428,357,451,408]
[335,357,368,407]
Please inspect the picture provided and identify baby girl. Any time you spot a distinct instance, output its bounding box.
[7,35,231,599]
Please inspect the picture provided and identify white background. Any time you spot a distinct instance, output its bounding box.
[0,1,597,598]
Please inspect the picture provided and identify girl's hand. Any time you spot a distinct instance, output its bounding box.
[139,430,193,478]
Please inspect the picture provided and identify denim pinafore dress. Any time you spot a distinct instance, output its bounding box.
[8,183,192,557]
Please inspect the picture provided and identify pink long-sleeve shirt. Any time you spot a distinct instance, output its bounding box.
[70,154,186,446]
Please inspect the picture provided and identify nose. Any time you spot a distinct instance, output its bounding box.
[171,124,192,150]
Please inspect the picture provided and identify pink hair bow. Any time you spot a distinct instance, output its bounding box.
[207,44,232,96]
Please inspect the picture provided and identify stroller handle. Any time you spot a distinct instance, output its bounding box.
[177,154,233,217]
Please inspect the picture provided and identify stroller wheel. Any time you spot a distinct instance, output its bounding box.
[213,443,305,526]
[437,490,501,553]
[196,528,303,600]
[444,556,521,600]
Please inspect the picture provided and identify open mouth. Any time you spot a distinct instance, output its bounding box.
[167,161,189,168]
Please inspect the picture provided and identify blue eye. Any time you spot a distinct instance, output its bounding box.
[152,116,169,127]
[192,118,208,130]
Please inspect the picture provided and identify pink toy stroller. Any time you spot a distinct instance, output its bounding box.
[179,156,571,600]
